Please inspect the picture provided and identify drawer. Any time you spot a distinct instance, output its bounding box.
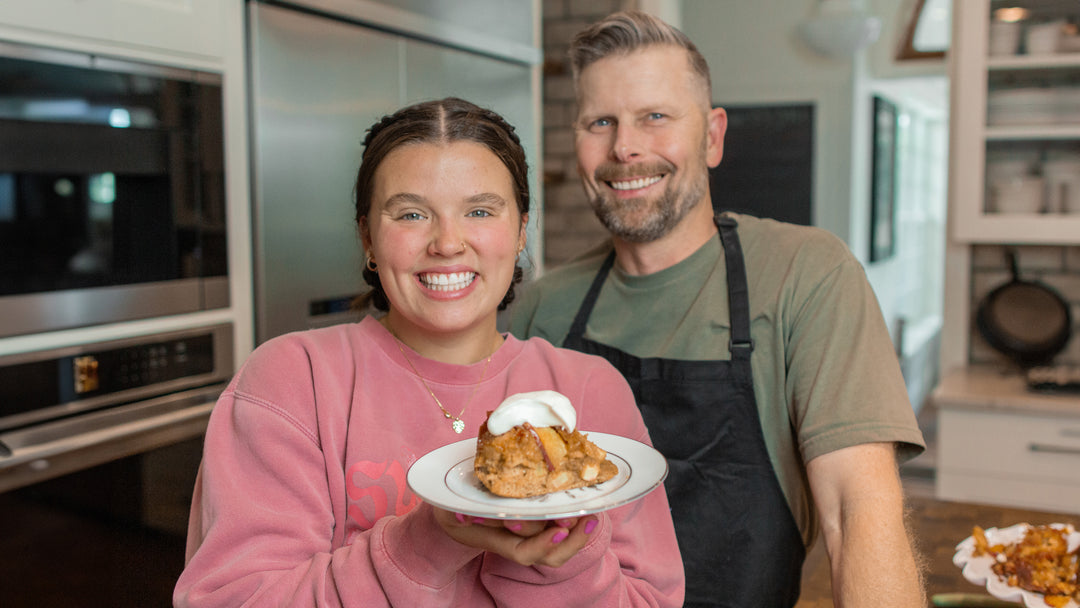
[938,408,1080,484]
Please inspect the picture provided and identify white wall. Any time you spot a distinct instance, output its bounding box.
[683,0,947,251]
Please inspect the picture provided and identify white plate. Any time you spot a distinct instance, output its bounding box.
[953,523,1080,608]
[407,432,667,520]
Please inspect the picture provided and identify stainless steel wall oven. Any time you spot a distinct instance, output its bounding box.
[0,323,232,492]
[0,41,228,338]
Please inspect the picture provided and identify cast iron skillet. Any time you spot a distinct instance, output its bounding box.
[975,249,1072,367]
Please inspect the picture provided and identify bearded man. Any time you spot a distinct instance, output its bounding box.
[509,10,926,608]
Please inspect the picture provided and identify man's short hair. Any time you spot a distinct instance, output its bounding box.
[568,10,712,98]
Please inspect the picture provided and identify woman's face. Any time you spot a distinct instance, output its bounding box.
[362,141,527,344]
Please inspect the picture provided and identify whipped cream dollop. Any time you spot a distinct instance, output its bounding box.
[486,390,576,436]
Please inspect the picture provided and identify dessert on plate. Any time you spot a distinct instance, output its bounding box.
[474,390,617,498]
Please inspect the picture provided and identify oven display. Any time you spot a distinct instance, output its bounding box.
[73,355,99,394]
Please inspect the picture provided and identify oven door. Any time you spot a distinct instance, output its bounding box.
[0,323,232,493]
[0,382,223,493]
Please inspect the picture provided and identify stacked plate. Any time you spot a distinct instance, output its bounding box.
[987,87,1080,126]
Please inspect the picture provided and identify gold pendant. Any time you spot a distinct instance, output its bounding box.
[452,419,465,434]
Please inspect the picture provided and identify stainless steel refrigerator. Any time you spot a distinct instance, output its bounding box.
[247,0,540,343]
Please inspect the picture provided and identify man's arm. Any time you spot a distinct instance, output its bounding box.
[806,441,925,607]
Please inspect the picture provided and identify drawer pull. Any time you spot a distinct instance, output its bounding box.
[1029,443,1080,456]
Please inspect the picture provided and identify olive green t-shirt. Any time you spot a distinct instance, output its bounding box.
[507,213,925,547]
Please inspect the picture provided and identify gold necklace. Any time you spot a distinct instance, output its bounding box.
[394,339,493,433]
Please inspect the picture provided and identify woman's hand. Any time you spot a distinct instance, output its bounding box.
[431,506,599,567]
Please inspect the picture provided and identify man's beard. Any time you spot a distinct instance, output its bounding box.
[588,162,707,243]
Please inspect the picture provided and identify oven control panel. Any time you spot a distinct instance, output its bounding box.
[68,334,214,397]
[0,324,233,430]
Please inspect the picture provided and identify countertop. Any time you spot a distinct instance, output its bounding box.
[933,365,1080,416]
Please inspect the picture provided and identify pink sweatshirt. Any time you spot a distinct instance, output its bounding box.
[174,316,683,607]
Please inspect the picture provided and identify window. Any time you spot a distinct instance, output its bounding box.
[898,0,951,59]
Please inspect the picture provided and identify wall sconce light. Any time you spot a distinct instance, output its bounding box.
[799,0,882,58]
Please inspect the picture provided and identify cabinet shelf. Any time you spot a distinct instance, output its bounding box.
[985,124,1080,140]
[988,53,1080,70]
[951,212,1080,244]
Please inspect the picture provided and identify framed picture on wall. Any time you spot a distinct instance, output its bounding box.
[870,95,898,263]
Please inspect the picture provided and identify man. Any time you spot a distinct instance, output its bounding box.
[508,10,926,607]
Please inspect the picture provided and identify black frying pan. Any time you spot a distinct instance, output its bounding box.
[975,249,1072,367]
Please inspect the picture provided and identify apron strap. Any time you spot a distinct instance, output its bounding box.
[716,215,754,359]
[566,250,616,341]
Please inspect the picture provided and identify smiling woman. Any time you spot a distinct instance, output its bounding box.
[174,97,685,608]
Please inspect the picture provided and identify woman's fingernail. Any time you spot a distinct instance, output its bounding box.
[584,519,598,535]
[552,530,569,544]
[471,517,485,525]
[555,518,575,527]
[508,522,523,531]
[455,512,466,524]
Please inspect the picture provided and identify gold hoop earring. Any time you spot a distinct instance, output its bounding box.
[366,255,377,272]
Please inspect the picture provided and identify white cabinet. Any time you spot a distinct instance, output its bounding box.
[934,367,1080,514]
[950,0,1080,244]
[0,0,224,61]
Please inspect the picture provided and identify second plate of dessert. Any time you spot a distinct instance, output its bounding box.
[407,432,668,520]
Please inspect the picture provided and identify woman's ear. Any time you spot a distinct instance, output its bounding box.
[518,213,529,254]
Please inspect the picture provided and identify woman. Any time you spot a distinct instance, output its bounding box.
[175,98,683,607]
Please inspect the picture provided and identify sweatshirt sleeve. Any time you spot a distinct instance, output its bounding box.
[480,361,685,608]
[174,347,485,607]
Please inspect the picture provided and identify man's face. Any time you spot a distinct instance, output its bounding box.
[574,46,726,243]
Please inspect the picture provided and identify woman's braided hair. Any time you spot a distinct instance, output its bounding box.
[353,97,529,312]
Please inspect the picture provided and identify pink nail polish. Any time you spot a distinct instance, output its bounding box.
[552,530,569,544]
[508,522,523,531]
[455,512,466,523]
[472,517,485,525]
[584,519,598,535]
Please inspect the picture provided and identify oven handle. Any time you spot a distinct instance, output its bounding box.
[0,383,224,493]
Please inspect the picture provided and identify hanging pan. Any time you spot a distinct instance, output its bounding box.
[975,249,1072,367]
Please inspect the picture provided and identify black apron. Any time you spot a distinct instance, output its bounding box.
[563,216,804,607]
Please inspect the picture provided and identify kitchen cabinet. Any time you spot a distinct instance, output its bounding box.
[950,0,1080,244]
[933,366,1080,514]
[0,0,224,61]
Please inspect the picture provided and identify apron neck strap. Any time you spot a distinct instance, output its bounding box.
[716,215,754,358]
[567,250,615,340]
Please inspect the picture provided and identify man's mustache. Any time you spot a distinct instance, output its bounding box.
[593,161,674,182]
